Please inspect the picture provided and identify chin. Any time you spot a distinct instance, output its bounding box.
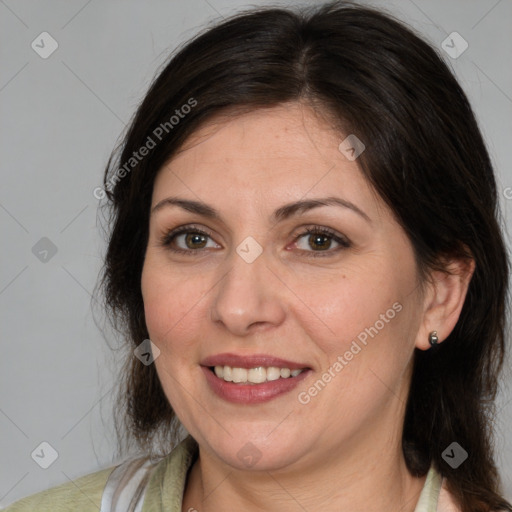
[198,429,310,472]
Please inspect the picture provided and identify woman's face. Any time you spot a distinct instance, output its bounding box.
[141,103,427,472]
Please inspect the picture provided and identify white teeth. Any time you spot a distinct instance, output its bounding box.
[280,368,291,378]
[266,367,281,381]
[232,367,247,383]
[248,367,267,384]
[212,365,305,383]
[223,366,232,381]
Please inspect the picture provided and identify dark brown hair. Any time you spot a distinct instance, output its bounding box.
[97,2,511,511]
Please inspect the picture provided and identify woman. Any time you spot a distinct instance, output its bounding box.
[4,2,511,511]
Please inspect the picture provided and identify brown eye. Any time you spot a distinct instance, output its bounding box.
[306,233,332,251]
[183,232,208,249]
[294,227,351,257]
[161,225,220,254]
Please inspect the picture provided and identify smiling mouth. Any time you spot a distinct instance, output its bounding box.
[209,365,307,384]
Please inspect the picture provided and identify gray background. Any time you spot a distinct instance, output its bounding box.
[1,0,511,506]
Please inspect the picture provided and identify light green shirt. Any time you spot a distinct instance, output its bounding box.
[2,436,453,511]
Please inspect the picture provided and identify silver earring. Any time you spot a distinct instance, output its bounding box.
[429,330,439,346]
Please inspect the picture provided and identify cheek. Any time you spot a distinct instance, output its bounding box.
[141,263,205,410]
[141,260,203,353]
[141,267,171,342]
[141,257,238,402]
[292,261,402,344]
[292,257,418,392]
[318,292,405,372]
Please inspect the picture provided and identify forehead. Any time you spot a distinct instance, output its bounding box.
[151,103,388,222]
[169,103,340,165]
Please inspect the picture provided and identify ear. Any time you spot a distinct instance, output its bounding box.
[415,257,475,351]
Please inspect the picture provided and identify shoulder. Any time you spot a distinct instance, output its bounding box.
[1,465,116,512]
[2,437,199,512]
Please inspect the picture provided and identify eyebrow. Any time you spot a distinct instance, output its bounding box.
[151,196,371,223]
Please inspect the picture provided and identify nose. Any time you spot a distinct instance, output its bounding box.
[209,246,286,336]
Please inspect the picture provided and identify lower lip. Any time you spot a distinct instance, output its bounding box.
[202,366,311,404]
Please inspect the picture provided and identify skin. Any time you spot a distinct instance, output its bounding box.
[141,102,473,511]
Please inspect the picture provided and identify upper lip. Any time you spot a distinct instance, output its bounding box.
[201,353,309,370]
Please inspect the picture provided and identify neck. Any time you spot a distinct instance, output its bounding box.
[183,429,426,511]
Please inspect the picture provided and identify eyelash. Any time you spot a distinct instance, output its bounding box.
[159,224,351,258]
